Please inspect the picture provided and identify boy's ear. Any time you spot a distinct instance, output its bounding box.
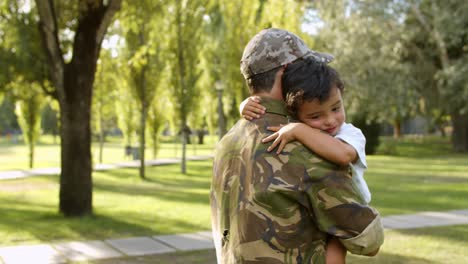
[271,67,285,100]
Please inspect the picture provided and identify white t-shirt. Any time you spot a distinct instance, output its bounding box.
[335,123,371,204]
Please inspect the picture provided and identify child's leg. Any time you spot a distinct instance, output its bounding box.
[326,237,347,264]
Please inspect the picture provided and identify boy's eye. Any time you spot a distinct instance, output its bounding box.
[310,115,320,120]
[332,106,341,112]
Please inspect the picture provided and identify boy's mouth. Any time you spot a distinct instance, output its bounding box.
[324,127,336,134]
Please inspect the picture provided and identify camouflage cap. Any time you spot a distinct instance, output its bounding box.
[240,28,334,79]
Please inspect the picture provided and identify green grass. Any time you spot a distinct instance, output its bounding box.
[368,136,468,215]
[0,135,467,263]
[347,225,468,263]
[0,135,217,171]
[0,160,212,245]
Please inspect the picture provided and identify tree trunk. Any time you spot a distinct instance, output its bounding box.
[29,143,34,169]
[99,110,104,164]
[451,112,468,152]
[35,0,122,217]
[139,102,147,179]
[393,119,401,139]
[197,129,204,144]
[181,122,187,174]
[59,87,93,216]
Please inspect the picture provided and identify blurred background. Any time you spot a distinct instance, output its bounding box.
[0,1,467,263]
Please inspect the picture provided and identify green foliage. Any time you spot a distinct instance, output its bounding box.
[41,103,59,136]
[0,94,19,134]
[351,113,381,155]
[13,79,45,168]
[93,50,118,137]
[114,83,138,146]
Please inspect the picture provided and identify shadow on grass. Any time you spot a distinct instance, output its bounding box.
[0,199,208,246]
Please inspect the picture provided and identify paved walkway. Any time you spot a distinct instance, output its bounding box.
[1,210,467,263]
[1,158,468,263]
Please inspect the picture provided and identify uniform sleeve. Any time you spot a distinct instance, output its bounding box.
[335,123,367,169]
[296,148,384,255]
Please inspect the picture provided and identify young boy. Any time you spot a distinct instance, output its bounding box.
[240,58,371,264]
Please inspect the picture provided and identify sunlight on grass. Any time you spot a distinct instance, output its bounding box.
[0,135,217,171]
[0,160,212,245]
[347,225,468,263]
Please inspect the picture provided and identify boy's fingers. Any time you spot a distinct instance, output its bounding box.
[248,104,266,114]
[267,126,280,132]
[244,110,260,119]
[262,133,278,143]
[276,141,286,154]
[267,138,280,152]
[242,115,253,120]
[245,105,265,115]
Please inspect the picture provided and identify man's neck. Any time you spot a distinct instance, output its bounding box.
[253,91,283,100]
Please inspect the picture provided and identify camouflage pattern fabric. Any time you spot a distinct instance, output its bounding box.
[211,97,384,264]
[240,28,334,80]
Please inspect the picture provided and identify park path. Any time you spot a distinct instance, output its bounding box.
[1,156,468,263]
[1,209,468,264]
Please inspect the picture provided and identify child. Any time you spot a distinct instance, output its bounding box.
[240,58,371,264]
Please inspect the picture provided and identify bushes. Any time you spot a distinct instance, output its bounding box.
[350,115,381,155]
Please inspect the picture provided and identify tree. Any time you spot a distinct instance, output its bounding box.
[147,95,168,159]
[93,50,117,164]
[34,0,122,216]
[313,1,420,139]
[1,0,49,164]
[41,101,59,142]
[14,80,45,168]
[114,76,138,152]
[168,0,208,173]
[120,0,166,178]
[405,0,468,151]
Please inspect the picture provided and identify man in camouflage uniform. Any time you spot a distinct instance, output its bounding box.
[210,28,384,264]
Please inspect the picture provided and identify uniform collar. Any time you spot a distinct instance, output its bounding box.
[259,97,289,117]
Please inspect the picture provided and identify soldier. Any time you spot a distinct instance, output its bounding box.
[210,28,384,263]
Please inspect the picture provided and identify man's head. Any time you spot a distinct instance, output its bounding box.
[283,58,346,136]
[240,28,333,95]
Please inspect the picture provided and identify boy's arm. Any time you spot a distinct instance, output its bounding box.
[263,123,357,166]
[239,96,266,120]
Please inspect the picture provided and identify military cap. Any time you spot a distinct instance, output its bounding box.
[240,28,334,79]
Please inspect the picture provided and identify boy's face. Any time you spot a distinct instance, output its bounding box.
[297,86,345,136]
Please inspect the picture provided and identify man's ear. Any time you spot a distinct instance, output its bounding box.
[271,67,285,100]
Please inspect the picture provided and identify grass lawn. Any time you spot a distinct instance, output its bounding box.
[0,134,217,171]
[0,135,467,262]
[0,160,212,245]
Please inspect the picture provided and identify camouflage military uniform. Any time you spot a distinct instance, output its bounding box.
[210,98,384,264]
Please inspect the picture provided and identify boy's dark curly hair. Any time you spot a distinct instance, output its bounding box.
[282,57,344,120]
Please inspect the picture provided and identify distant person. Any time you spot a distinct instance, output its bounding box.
[210,28,384,263]
[241,57,371,263]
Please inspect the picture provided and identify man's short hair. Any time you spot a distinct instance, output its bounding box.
[245,66,280,94]
[282,58,344,120]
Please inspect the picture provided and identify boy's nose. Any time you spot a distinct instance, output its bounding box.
[324,116,334,126]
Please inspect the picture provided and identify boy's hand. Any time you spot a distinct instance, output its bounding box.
[262,123,303,154]
[239,96,266,120]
